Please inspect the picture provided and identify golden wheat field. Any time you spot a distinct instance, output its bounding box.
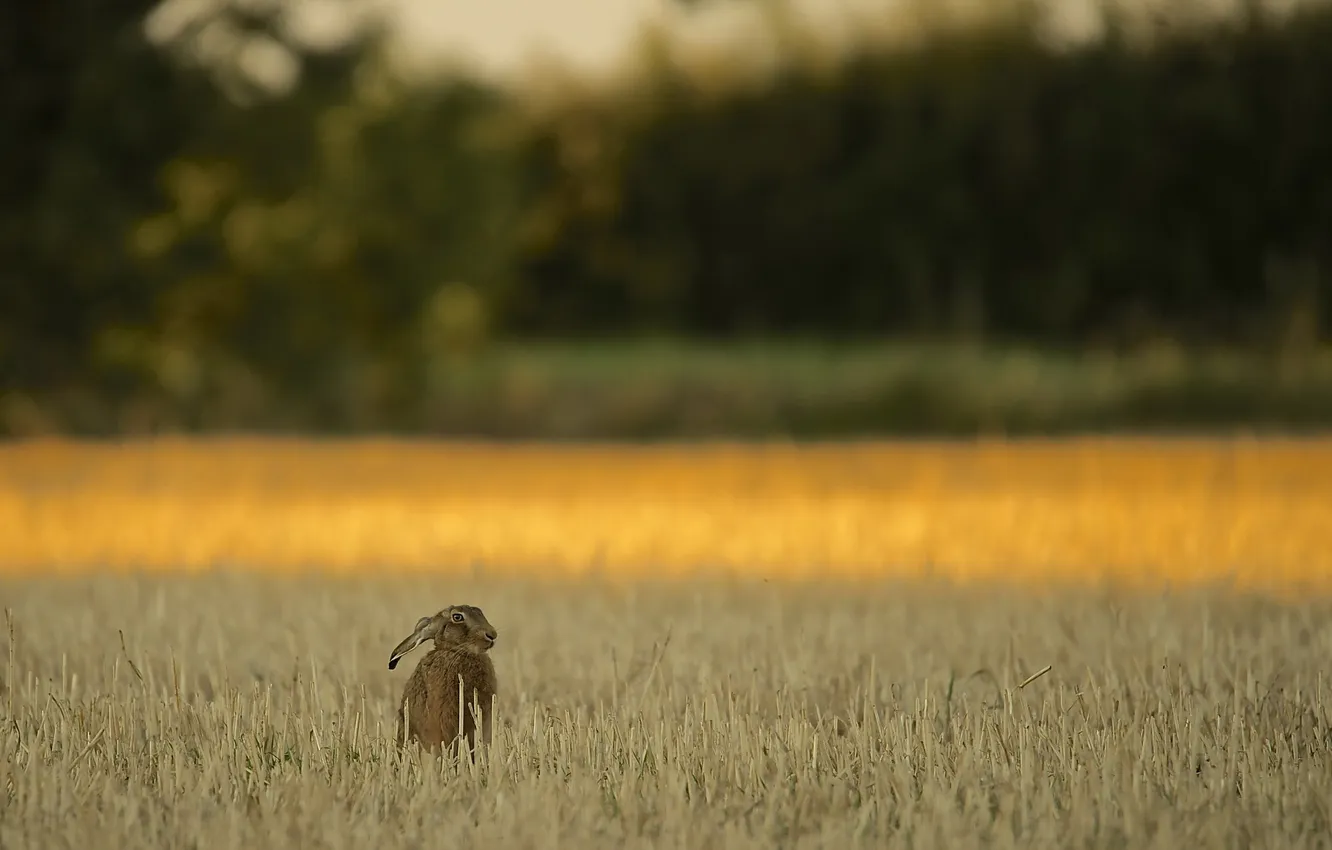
[2,438,1332,848]
[2,437,1332,588]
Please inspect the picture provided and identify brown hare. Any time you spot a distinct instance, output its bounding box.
[388,604,499,757]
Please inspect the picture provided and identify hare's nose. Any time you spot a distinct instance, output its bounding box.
[484,631,497,643]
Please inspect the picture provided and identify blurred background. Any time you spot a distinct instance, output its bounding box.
[5,0,1332,440]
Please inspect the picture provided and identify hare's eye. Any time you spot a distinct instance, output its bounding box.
[451,612,465,623]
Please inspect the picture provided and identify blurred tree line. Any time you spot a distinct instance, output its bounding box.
[3,0,1332,435]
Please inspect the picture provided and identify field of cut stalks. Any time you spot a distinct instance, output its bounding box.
[2,438,1332,847]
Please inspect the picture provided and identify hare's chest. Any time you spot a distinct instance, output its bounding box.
[419,653,496,700]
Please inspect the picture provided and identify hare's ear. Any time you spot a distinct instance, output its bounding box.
[388,616,436,670]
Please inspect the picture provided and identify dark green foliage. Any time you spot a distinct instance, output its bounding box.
[5,2,1332,436]
[0,0,199,391]
[513,4,1332,346]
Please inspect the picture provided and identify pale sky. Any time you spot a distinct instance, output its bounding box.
[357,0,1301,84]
[144,0,1308,97]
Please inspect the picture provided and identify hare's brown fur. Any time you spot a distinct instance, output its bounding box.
[388,604,498,757]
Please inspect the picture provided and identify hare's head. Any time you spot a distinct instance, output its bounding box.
[388,604,498,669]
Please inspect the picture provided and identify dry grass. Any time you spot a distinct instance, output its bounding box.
[2,572,1331,848]
[2,438,1332,591]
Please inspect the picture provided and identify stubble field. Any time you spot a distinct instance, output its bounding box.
[2,438,1332,848]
